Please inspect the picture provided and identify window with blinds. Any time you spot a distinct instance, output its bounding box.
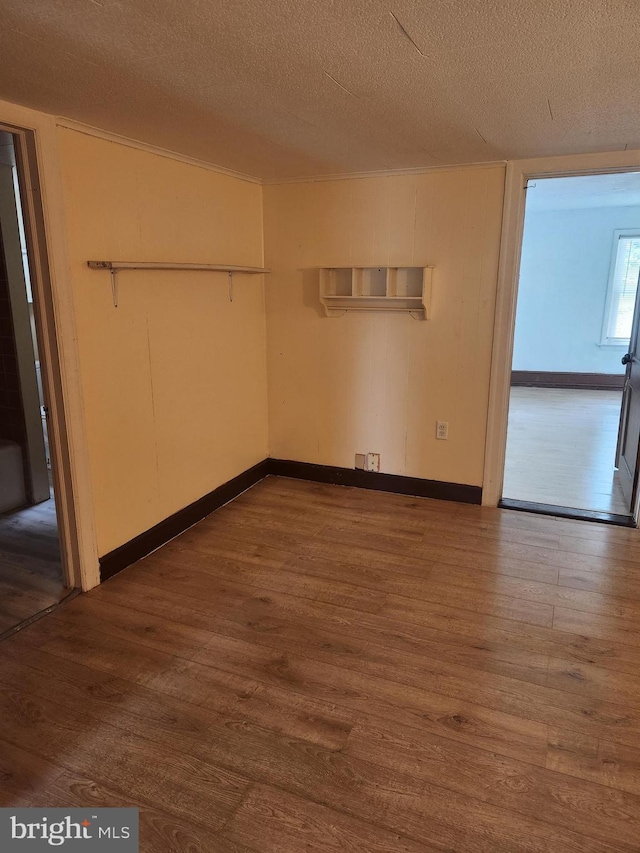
[601,232,640,345]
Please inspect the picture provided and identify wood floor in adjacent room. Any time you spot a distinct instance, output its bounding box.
[503,387,627,514]
[0,496,66,634]
[3,476,640,851]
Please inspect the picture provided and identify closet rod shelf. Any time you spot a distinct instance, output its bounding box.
[87,260,270,307]
[87,261,270,274]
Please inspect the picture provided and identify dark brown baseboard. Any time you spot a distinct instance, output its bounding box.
[99,459,270,582]
[511,371,625,390]
[268,458,482,505]
[99,458,482,582]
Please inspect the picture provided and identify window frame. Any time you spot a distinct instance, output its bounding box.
[600,229,640,347]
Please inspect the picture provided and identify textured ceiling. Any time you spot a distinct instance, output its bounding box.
[527,172,640,212]
[1,0,640,180]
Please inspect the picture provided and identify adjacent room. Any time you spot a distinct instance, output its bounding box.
[2,2,640,852]
[503,172,640,518]
[0,131,65,636]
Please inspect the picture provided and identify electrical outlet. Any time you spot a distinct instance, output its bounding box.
[436,421,448,440]
[355,453,366,470]
[366,452,380,472]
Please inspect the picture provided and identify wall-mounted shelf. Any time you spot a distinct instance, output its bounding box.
[87,260,270,307]
[319,266,433,319]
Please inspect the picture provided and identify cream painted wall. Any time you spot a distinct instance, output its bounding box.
[57,128,268,556]
[263,166,505,487]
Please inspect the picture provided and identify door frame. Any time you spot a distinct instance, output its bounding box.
[0,99,99,589]
[483,148,640,519]
[0,160,50,503]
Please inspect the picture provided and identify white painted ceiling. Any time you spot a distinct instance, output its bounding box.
[526,173,640,212]
[1,0,640,180]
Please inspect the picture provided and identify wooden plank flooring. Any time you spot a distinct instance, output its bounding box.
[3,476,640,851]
[503,387,627,513]
[0,496,66,633]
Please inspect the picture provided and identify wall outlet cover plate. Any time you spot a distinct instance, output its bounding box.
[366,452,380,472]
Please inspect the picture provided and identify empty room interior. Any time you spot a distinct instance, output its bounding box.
[3,2,640,852]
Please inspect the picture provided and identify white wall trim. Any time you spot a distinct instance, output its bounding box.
[0,98,100,589]
[483,148,640,507]
[55,117,263,185]
[263,159,506,186]
[43,117,507,188]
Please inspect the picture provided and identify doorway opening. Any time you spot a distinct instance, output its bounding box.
[0,130,69,634]
[501,171,640,524]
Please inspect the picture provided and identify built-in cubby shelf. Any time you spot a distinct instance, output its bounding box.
[319,266,433,319]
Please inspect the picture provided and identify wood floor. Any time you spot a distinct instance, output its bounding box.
[0,495,66,634]
[503,387,627,514]
[3,476,640,851]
